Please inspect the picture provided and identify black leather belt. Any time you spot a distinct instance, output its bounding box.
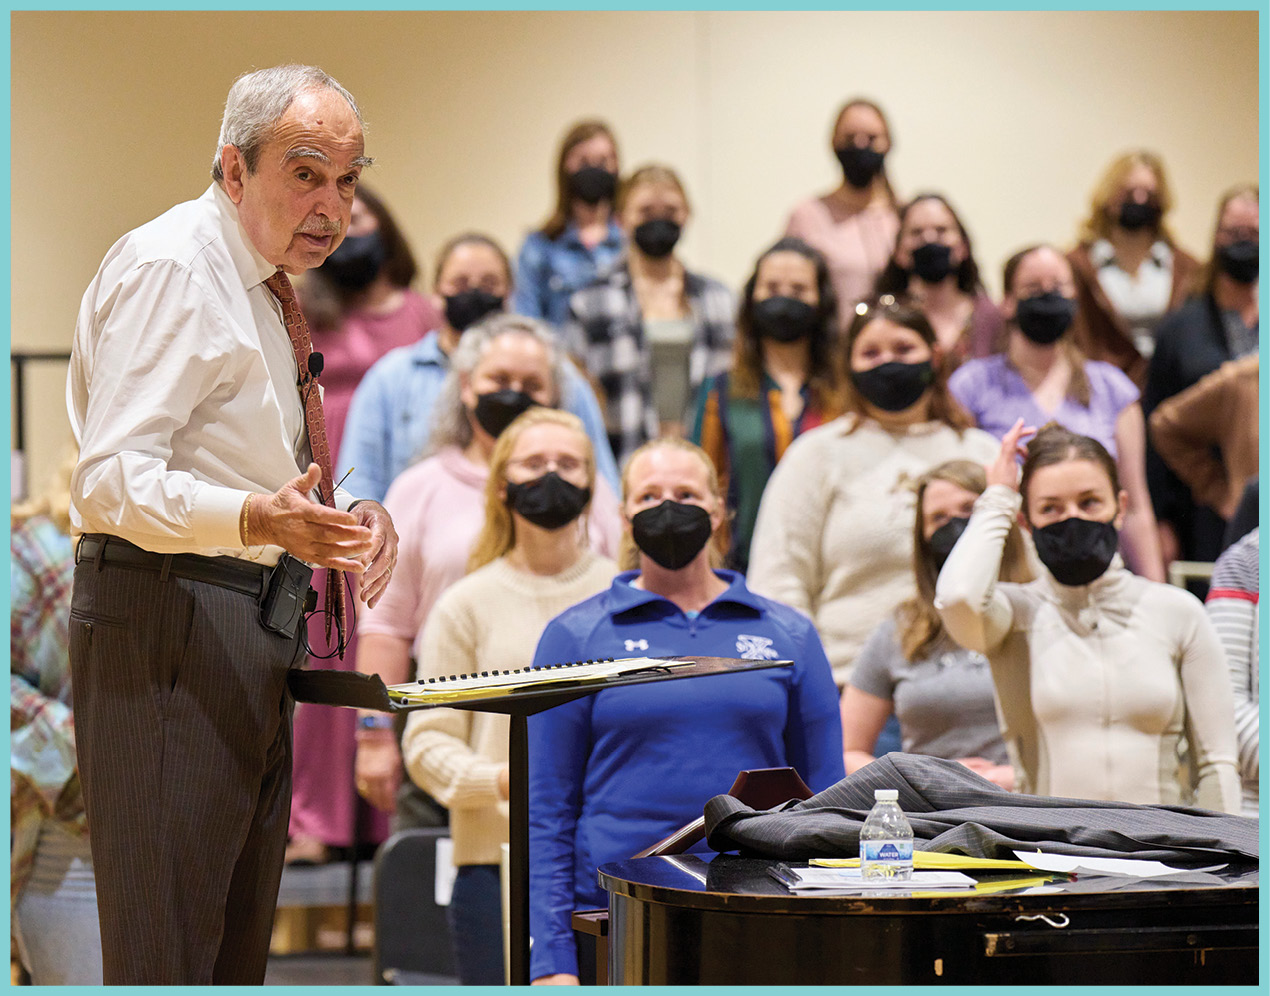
[75,533,272,599]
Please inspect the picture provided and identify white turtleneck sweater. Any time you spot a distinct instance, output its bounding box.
[935,484,1240,814]
[401,550,617,866]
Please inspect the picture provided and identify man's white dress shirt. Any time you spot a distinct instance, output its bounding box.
[68,183,351,561]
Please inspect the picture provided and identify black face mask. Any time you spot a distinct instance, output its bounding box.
[633,218,681,258]
[568,166,617,206]
[1015,292,1076,345]
[1216,240,1259,285]
[631,500,713,571]
[1031,515,1119,587]
[444,289,504,333]
[1117,200,1162,232]
[928,516,969,573]
[910,242,955,284]
[505,472,591,531]
[751,296,819,344]
[851,360,934,413]
[474,390,539,438]
[321,231,387,291]
[835,145,885,190]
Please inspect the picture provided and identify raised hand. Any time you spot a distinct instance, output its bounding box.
[986,418,1035,492]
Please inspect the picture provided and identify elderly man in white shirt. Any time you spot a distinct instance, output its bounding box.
[66,65,398,985]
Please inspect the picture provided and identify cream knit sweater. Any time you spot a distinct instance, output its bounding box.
[401,551,617,866]
[748,413,998,687]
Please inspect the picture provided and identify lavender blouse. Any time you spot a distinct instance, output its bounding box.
[949,354,1139,458]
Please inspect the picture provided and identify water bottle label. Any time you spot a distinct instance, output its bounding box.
[861,840,913,864]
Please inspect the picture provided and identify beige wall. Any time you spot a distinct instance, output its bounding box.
[10,9,1259,498]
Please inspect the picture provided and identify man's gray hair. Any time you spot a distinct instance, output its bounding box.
[210,64,363,183]
[424,314,568,458]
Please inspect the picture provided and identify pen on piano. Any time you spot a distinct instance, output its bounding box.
[768,862,799,887]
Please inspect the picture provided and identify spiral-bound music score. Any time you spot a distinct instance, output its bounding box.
[387,655,695,704]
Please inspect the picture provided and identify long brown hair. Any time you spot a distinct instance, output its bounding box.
[538,119,620,241]
[729,237,840,408]
[1002,244,1091,407]
[874,192,983,297]
[466,408,594,573]
[1192,184,1259,297]
[838,301,973,432]
[896,460,1032,661]
[617,437,727,571]
[831,97,899,209]
[1077,149,1178,246]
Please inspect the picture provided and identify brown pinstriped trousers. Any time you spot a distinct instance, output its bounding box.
[69,556,305,984]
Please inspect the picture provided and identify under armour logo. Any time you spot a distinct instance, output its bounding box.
[736,634,779,660]
[624,638,649,653]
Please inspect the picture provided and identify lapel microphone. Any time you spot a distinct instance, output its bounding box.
[299,351,324,388]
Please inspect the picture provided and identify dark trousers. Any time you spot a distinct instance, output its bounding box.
[448,864,505,985]
[69,558,305,984]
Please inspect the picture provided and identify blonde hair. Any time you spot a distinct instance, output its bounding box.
[617,437,727,571]
[896,460,1033,661]
[466,408,594,573]
[615,163,690,216]
[1077,150,1177,245]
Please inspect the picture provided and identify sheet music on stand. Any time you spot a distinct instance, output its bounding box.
[288,654,788,714]
[387,655,695,705]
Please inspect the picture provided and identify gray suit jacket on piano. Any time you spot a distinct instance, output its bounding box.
[703,753,1257,865]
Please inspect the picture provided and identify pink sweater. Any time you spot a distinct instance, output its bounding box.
[359,445,622,654]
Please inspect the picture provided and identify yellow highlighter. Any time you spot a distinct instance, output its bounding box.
[811,852,1035,872]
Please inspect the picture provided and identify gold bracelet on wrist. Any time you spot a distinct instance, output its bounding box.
[240,493,255,546]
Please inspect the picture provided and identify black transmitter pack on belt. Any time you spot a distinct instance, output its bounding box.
[259,554,317,638]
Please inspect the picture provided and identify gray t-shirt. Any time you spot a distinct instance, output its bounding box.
[644,316,694,424]
[850,616,1008,765]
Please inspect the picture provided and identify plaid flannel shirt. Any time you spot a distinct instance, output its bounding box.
[10,516,86,913]
[564,260,736,467]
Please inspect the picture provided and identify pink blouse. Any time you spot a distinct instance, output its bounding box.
[359,446,623,655]
[785,196,899,324]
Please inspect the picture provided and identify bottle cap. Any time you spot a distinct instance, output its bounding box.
[874,789,898,801]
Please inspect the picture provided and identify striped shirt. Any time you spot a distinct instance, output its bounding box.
[1205,528,1259,817]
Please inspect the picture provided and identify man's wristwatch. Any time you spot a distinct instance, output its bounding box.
[356,713,394,731]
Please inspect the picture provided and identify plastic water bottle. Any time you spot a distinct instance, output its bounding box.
[860,788,914,881]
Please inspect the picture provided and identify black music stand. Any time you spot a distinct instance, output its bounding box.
[289,655,792,985]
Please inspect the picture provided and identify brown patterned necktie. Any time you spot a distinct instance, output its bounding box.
[264,269,348,657]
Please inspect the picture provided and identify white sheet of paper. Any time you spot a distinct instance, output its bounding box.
[1012,849,1225,878]
[787,868,976,890]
